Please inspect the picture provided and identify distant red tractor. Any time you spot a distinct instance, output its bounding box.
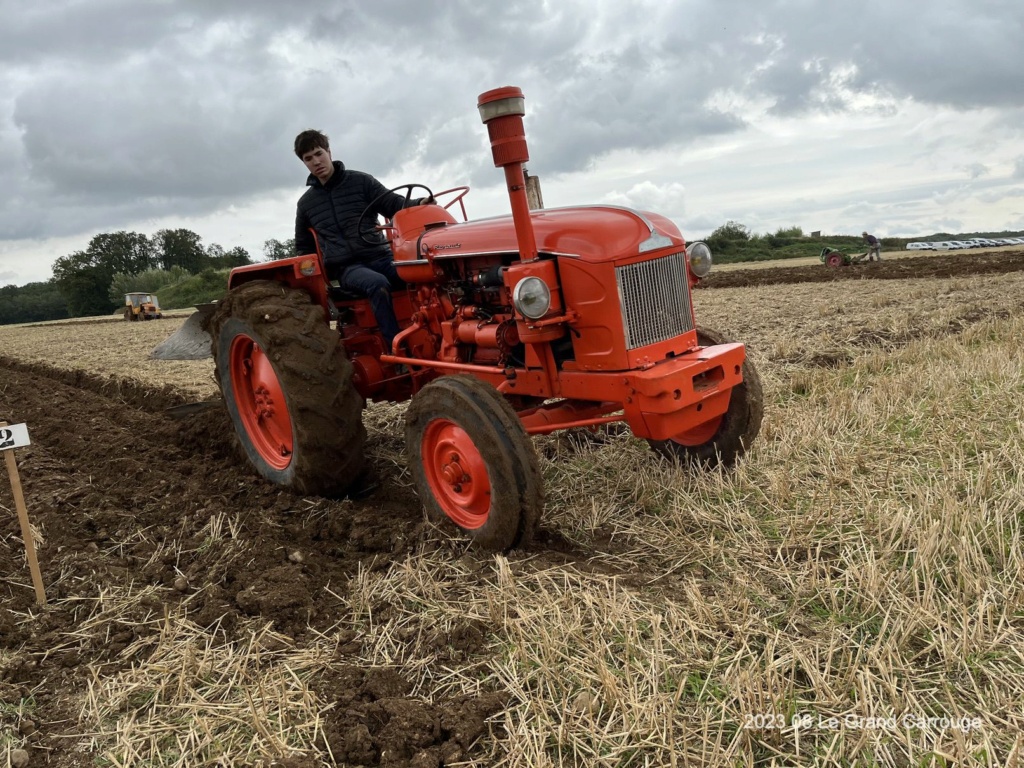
[201,87,762,550]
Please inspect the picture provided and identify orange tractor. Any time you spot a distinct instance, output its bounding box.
[186,87,762,550]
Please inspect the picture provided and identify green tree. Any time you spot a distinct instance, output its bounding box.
[205,243,225,261]
[52,231,156,316]
[206,243,252,269]
[705,221,750,255]
[87,231,156,274]
[109,267,191,303]
[263,238,296,261]
[711,221,750,241]
[773,226,804,238]
[0,281,69,325]
[155,228,207,273]
[222,246,253,268]
[52,250,113,316]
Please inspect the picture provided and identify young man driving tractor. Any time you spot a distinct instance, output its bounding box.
[293,129,432,350]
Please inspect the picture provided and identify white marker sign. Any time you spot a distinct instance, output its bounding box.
[0,424,30,451]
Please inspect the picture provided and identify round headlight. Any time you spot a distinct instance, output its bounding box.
[513,276,552,320]
[688,241,713,278]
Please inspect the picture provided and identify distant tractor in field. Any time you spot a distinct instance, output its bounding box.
[124,293,162,321]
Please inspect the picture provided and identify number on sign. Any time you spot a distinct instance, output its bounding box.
[0,424,31,451]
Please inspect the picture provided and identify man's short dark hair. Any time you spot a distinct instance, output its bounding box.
[294,130,330,158]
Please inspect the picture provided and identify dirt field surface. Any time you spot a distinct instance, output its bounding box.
[713,243,1024,272]
[1,349,528,765]
[2,261,1024,766]
[704,246,1024,288]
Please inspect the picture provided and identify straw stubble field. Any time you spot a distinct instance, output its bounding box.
[1,264,1023,767]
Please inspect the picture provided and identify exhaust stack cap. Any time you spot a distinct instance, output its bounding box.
[477,86,525,123]
[477,86,529,168]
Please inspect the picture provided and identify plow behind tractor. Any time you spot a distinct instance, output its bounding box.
[821,247,854,268]
[151,303,218,360]
[820,246,879,268]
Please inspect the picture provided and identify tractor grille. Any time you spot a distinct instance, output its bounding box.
[615,252,695,350]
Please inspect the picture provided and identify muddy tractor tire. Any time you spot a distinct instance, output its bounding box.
[210,280,366,496]
[648,327,763,468]
[406,375,543,551]
[826,252,845,269]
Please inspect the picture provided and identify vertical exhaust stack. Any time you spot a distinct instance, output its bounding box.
[478,86,539,262]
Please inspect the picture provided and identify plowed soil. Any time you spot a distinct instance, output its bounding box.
[701,248,1024,288]
[0,360,506,766]
[4,249,1024,765]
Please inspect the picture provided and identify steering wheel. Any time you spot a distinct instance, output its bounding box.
[358,184,434,246]
[357,184,472,245]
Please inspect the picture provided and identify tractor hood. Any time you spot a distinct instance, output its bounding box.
[417,205,685,263]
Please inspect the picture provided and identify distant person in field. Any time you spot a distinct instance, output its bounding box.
[862,231,882,261]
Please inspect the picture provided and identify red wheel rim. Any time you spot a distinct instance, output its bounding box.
[827,254,843,268]
[229,334,293,470]
[668,414,724,447]
[421,419,491,530]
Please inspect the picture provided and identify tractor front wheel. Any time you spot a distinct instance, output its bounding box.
[406,376,542,551]
[210,280,366,496]
[648,327,763,468]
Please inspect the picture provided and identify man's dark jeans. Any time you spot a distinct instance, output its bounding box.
[335,255,403,350]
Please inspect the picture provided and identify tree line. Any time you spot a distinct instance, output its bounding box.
[702,221,897,264]
[1,230,298,325]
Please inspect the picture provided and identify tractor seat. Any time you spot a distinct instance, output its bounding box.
[328,283,365,303]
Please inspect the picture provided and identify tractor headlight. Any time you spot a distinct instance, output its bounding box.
[513,277,552,320]
[688,241,713,278]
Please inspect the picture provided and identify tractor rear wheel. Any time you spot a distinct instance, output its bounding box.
[210,280,366,496]
[648,327,763,468]
[826,252,845,268]
[406,375,542,551]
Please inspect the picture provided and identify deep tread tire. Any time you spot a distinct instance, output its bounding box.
[406,375,543,551]
[648,327,763,468]
[210,280,366,496]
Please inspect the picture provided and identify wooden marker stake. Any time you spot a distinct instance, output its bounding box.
[1,422,46,605]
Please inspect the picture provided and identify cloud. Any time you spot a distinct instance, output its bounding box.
[601,181,687,219]
[964,163,988,179]
[3,0,1024,285]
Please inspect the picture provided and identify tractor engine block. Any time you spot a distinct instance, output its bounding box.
[416,257,525,367]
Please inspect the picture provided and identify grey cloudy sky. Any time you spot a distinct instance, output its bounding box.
[2,0,1023,286]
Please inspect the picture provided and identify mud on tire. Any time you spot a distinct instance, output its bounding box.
[648,326,764,468]
[406,375,543,551]
[210,280,366,496]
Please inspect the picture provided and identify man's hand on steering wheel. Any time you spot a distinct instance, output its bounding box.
[358,183,435,246]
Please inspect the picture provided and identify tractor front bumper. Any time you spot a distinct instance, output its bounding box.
[555,343,747,440]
